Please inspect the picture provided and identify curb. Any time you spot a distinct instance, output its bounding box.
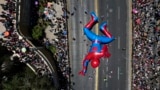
[127,0,132,90]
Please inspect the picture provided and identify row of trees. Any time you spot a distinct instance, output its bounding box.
[31,0,50,41]
[30,0,57,54]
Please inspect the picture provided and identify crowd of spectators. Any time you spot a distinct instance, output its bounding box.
[132,0,160,89]
[0,0,71,89]
[0,0,55,81]
[41,0,70,88]
[32,1,73,89]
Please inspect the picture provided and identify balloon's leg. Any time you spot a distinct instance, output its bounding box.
[84,12,98,30]
[79,59,90,76]
[100,22,112,38]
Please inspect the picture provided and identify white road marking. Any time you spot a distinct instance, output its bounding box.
[106,58,108,63]
[106,5,108,9]
[80,0,82,6]
[105,81,108,87]
[118,6,120,19]
[106,67,108,72]
[106,13,109,17]
[118,67,120,80]
[106,58,108,72]
[109,9,113,13]
[118,36,120,49]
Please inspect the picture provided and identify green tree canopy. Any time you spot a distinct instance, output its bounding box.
[48,45,56,54]
[32,24,44,40]
[1,66,56,90]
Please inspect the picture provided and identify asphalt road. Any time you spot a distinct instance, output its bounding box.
[68,0,129,90]
[68,0,96,90]
[97,0,128,90]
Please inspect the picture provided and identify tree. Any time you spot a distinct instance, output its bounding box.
[2,74,23,90]
[1,66,56,90]
[48,45,56,54]
[32,24,44,40]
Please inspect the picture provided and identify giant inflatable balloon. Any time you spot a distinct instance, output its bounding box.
[79,12,115,76]
[91,59,100,68]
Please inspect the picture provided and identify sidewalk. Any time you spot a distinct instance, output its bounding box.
[44,2,65,43]
[0,0,7,33]
[127,0,132,90]
[44,1,70,89]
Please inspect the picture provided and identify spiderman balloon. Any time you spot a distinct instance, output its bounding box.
[79,12,115,76]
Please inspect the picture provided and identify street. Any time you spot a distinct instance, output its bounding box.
[98,0,128,90]
[68,0,95,90]
[68,0,129,90]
